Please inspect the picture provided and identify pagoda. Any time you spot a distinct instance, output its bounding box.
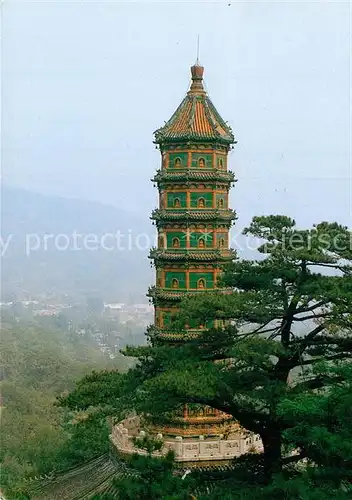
[148,61,236,341]
[111,61,263,466]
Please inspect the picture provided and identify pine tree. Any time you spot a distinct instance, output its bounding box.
[59,216,352,490]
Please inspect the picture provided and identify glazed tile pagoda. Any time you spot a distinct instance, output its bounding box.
[111,62,262,466]
[147,62,237,343]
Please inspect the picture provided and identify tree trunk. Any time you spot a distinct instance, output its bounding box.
[261,427,282,481]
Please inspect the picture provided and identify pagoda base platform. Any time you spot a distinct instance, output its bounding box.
[110,415,263,466]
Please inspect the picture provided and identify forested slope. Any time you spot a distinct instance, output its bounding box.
[0,316,128,496]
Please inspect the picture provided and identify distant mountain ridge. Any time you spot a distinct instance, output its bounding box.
[1,184,154,302]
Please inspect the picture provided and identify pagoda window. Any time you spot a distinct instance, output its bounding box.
[218,237,225,248]
[218,158,224,169]
[198,238,205,248]
[160,191,166,208]
[174,197,181,208]
[171,278,179,289]
[174,157,182,168]
[197,278,206,289]
[198,157,205,168]
[197,197,205,208]
[218,198,224,208]
[172,237,180,248]
[158,235,166,248]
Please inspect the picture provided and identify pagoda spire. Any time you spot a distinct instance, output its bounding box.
[188,35,205,95]
[195,34,200,65]
[188,62,205,95]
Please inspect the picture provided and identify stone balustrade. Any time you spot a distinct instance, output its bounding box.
[110,417,263,463]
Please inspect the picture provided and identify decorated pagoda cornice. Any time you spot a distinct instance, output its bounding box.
[151,209,237,226]
[147,285,187,303]
[147,285,232,305]
[147,285,216,303]
[155,142,233,153]
[152,169,236,185]
[149,248,236,264]
[146,324,205,343]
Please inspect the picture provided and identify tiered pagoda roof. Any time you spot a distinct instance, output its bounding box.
[151,208,236,224]
[152,169,236,184]
[147,286,232,303]
[146,324,207,342]
[151,208,236,221]
[149,248,236,263]
[154,64,235,145]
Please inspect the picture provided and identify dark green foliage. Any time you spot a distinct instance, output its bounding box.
[197,471,352,499]
[111,453,194,500]
[54,414,110,471]
[57,216,352,496]
[278,362,352,483]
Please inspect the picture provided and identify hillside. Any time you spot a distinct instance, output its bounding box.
[1,185,154,302]
[0,314,129,495]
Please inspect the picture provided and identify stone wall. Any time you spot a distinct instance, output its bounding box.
[110,418,263,463]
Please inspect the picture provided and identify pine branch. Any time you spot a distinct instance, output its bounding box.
[293,313,330,322]
[300,336,352,349]
[281,451,307,466]
[295,300,328,314]
[299,352,352,366]
[290,372,346,393]
[300,324,326,344]
[308,262,350,273]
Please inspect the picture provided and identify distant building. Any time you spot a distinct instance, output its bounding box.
[22,300,39,307]
[132,304,153,311]
[33,309,58,317]
[104,303,124,310]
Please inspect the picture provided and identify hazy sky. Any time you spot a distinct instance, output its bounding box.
[2,0,351,230]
